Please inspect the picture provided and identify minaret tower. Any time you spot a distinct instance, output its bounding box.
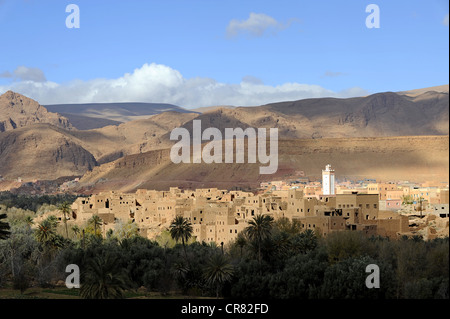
[322,164,335,195]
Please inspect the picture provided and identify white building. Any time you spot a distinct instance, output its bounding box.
[322,164,335,195]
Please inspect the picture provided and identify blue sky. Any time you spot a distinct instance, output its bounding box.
[0,0,448,108]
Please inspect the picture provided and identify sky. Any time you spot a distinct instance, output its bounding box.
[0,0,448,108]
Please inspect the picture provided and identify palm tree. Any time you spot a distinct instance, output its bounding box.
[235,233,247,259]
[34,216,67,261]
[172,262,189,281]
[0,213,11,240]
[35,219,57,243]
[80,254,130,299]
[89,215,103,237]
[46,215,59,230]
[71,225,81,240]
[169,216,193,261]
[203,254,234,298]
[245,214,274,263]
[24,216,34,229]
[58,202,72,238]
[296,229,317,253]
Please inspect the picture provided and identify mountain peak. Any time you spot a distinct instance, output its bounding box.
[0,90,73,132]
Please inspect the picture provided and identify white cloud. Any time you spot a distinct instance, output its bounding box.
[0,63,368,108]
[0,66,46,82]
[0,71,12,78]
[226,12,298,38]
[14,66,47,82]
[443,13,449,26]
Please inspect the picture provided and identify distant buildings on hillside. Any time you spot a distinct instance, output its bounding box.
[31,164,449,244]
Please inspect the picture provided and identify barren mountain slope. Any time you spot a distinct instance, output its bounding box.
[58,113,123,130]
[397,84,449,97]
[0,91,72,132]
[45,101,197,123]
[1,87,448,185]
[153,90,449,147]
[68,111,199,163]
[240,90,449,137]
[76,135,449,193]
[0,124,97,180]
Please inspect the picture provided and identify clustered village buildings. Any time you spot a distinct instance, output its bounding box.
[48,165,449,245]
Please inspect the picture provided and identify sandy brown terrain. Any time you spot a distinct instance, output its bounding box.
[0,91,72,132]
[397,84,449,97]
[0,87,448,189]
[76,135,449,193]
[0,124,97,180]
[45,101,197,125]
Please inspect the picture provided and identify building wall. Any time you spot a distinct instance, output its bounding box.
[441,189,449,204]
[68,184,448,244]
[367,183,399,200]
[336,194,379,221]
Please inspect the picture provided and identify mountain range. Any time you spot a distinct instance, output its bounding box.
[0,85,448,191]
[45,102,198,129]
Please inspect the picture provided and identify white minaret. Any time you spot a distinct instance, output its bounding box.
[322,164,335,195]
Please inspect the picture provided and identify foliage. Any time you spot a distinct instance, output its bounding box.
[58,201,71,238]
[80,252,131,299]
[203,253,234,298]
[0,213,11,240]
[169,216,193,245]
[169,216,193,262]
[0,202,448,299]
[245,214,274,263]
[113,219,139,240]
[0,192,78,212]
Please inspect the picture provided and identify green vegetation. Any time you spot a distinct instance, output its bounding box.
[0,204,448,299]
[0,192,79,212]
[58,201,71,238]
[169,215,194,261]
[0,213,11,240]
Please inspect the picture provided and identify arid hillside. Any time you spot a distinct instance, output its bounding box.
[45,101,198,127]
[69,111,199,163]
[0,91,72,132]
[0,87,448,187]
[0,124,97,180]
[76,135,449,193]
